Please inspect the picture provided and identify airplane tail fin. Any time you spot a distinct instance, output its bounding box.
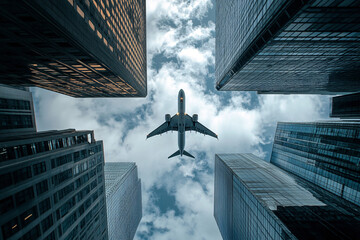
[183,150,195,158]
[168,150,180,159]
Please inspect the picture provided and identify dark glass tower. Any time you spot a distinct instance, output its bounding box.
[215,0,360,94]
[270,121,360,207]
[0,85,36,137]
[214,153,360,240]
[0,129,108,240]
[104,162,142,240]
[0,0,146,97]
[330,92,360,118]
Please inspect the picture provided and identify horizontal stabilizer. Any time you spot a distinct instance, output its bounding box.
[183,150,195,158]
[168,150,180,159]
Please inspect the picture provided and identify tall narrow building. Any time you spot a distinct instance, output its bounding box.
[104,162,142,240]
[0,0,146,97]
[270,121,360,206]
[0,129,108,240]
[214,153,360,240]
[0,85,36,137]
[215,0,360,94]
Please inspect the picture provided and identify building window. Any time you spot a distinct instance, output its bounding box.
[1,217,19,239]
[0,173,12,190]
[44,231,55,240]
[36,179,49,196]
[39,198,51,215]
[52,168,73,186]
[15,187,34,206]
[22,224,41,240]
[0,196,14,215]
[33,162,46,175]
[0,114,33,129]
[20,206,38,227]
[13,166,32,184]
[41,214,54,232]
[0,98,30,110]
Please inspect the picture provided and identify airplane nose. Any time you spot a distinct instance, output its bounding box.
[179,89,184,96]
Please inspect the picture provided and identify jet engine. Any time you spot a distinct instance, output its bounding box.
[165,114,171,122]
[193,114,198,122]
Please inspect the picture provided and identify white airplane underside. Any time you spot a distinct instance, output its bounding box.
[147,89,217,159]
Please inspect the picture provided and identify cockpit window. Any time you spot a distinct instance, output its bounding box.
[180,97,183,102]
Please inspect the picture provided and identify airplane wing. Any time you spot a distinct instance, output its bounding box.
[147,115,179,138]
[184,115,218,139]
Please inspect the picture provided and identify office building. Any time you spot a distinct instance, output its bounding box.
[0,0,146,97]
[214,153,360,240]
[0,129,108,240]
[0,85,36,137]
[330,92,360,118]
[215,0,360,94]
[105,162,142,240]
[270,121,360,207]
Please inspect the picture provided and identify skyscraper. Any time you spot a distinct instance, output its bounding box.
[0,85,36,137]
[0,0,146,97]
[104,162,142,240]
[330,92,360,118]
[215,0,360,94]
[214,153,360,240]
[0,129,108,240]
[270,121,360,206]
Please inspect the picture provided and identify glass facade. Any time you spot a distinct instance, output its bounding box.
[0,0,146,97]
[0,85,36,136]
[216,0,360,94]
[330,92,360,118]
[214,153,360,240]
[0,129,108,240]
[270,121,360,207]
[104,162,142,240]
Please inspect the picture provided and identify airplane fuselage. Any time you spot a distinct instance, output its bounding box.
[178,89,185,155]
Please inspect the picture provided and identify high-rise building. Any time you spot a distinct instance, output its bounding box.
[215,0,360,94]
[270,121,360,206]
[0,129,108,240]
[104,162,142,240]
[214,153,360,240]
[0,85,36,137]
[0,0,146,97]
[330,92,360,118]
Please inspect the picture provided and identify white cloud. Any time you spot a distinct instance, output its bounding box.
[31,0,331,239]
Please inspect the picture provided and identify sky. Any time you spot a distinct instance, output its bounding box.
[32,0,331,239]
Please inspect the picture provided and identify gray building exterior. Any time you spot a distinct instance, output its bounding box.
[214,153,360,240]
[215,0,360,94]
[0,0,146,97]
[330,92,360,118]
[0,85,36,137]
[105,162,142,240]
[0,129,108,240]
[270,121,360,207]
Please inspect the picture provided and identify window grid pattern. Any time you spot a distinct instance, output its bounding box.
[0,0,146,97]
[270,121,360,206]
[216,0,360,94]
[0,130,108,240]
[104,162,142,240]
[215,153,360,239]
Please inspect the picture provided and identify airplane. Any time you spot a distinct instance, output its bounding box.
[147,89,218,159]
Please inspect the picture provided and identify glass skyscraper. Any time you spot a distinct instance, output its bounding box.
[270,121,360,207]
[104,162,142,240]
[214,153,360,240]
[330,92,360,118]
[0,85,36,137]
[0,129,108,240]
[215,0,360,94]
[0,0,146,97]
